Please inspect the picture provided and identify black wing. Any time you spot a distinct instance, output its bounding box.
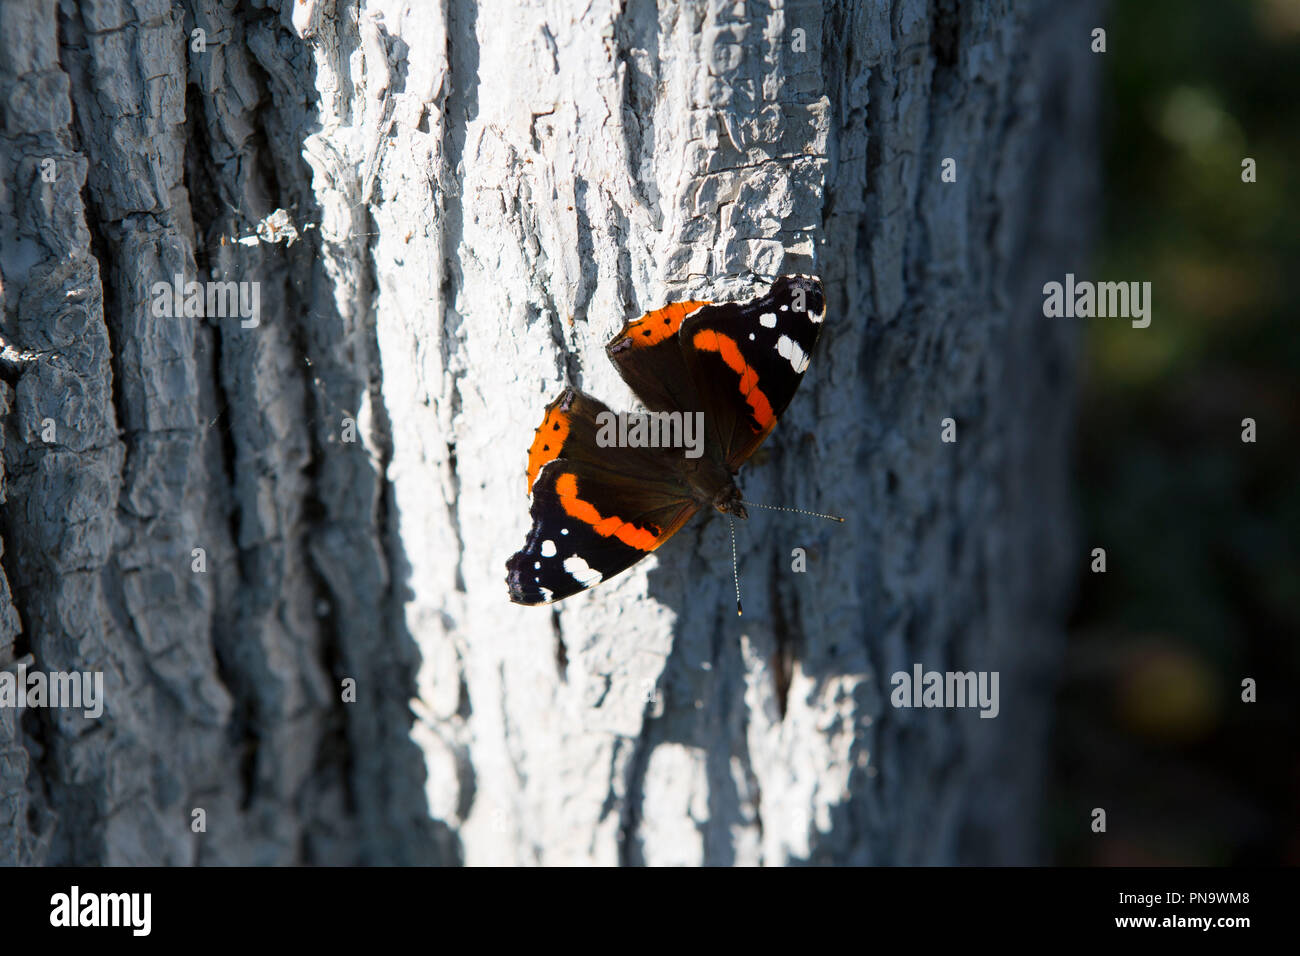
[679,275,825,469]
[508,387,699,605]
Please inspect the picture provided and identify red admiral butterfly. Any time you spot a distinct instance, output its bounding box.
[506,274,827,608]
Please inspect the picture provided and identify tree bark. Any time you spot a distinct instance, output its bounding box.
[0,0,1098,865]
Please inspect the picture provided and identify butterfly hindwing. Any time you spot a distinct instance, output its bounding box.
[525,387,616,495]
[606,299,712,420]
[679,275,825,469]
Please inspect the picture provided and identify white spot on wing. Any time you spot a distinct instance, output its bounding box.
[541,539,557,557]
[777,334,809,373]
[539,587,554,602]
[759,312,776,328]
[563,555,603,586]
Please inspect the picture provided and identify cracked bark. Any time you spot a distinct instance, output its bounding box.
[0,0,1097,865]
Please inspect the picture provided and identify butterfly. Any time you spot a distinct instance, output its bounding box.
[506,275,826,608]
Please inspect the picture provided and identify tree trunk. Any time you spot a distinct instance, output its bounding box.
[0,0,1098,865]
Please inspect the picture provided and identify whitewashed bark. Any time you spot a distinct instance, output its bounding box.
[0,0,1099,865]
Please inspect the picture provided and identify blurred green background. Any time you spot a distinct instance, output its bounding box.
[1052,0,1300,865]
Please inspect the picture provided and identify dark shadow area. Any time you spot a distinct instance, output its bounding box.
[1054,0,1300,865]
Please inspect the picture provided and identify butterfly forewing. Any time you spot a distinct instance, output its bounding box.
[509,386,700,605]
[680,275,825,470]
[507,458,699,604]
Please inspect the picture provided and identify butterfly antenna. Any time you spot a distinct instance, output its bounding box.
[740,500,845,523]
[729,514,743,616]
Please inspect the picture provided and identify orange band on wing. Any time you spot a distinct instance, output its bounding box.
[555,472,659,551]
[618,300,711,347]
[690,330,775,430]
[526,403,571,494]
